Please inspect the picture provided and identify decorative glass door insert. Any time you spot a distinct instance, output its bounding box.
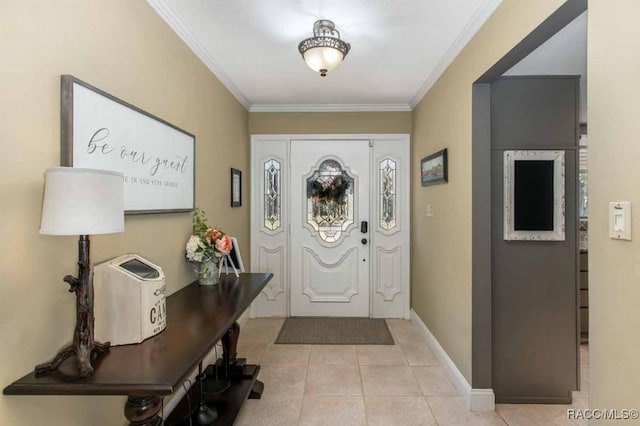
[264,159,281,231]
[306,159,354,243]
[379,158,397,231]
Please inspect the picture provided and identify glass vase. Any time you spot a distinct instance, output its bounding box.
[198,257,220,286]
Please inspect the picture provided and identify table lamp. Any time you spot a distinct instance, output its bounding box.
[35,167,124,378]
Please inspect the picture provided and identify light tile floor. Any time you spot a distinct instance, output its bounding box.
[236,318,589,426]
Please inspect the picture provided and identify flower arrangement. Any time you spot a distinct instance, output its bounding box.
[185,208,233,264]
[307,174,351,203]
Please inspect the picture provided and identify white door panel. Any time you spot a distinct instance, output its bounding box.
[301,246,359,302]
[375,246,402,301]
[250,139,288,317]
[372,140,410,318]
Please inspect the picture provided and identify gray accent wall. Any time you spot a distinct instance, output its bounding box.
[472,84,492,389]
[490,76,579,403]
[471,0,587,393]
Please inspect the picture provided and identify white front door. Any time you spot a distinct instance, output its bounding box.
[290,140,370,317]
[250,134,410,319]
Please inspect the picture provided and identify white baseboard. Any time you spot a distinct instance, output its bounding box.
[469,388,496,411]
[410,309,495,412]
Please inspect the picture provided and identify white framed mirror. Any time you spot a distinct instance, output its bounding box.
[504,150,565,241]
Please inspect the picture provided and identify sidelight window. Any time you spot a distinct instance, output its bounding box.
[264,159,281,231]
[379,158,397,231]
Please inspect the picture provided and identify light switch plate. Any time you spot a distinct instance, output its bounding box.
[609,201,631,240]
[426,203,435,218]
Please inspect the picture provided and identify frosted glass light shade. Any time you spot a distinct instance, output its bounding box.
[303,47,345,74]
[298,20,350,77]
[40,167,124,236]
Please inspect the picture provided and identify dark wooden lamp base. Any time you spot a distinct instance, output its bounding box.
[34,235,110,378]
[34,341,110,378]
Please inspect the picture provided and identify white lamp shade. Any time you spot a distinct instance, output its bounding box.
[303,47,345,73]
[40,167,125,236]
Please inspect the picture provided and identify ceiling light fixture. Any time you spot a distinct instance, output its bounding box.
[298,20,351,77]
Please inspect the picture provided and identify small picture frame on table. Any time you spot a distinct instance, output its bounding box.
[421,148,448,186]
[219,237,244,277]
[231,168,242,207]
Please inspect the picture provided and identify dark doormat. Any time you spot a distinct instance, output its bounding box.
[275,317,394,345]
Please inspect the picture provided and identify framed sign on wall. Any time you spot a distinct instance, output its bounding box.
[61,75,195,214]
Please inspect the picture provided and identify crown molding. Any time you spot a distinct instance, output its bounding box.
[410,0,503,108]
[149,0,501,112]
[249,104,412,113]
[147,0,251,110]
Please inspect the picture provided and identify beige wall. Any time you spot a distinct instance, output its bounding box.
[4,0,637,421]
[411,0,566,382]
[249,111,412,134]
[0,1,248,424]
[589,1,640,422]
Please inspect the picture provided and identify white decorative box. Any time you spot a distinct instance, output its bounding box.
[94,254,166,346]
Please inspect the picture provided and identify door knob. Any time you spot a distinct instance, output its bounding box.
[361,238,368,245]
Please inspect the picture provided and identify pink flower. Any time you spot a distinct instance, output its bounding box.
[215,235,233,256]
[205,228,222,244]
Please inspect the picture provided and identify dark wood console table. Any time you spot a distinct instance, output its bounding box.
[4,272,273,425]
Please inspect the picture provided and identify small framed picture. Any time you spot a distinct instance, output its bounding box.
[231,168,242,207]
[421,148,448,186]
[228,237,245,272]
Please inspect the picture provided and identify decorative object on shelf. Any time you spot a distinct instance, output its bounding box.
[298,19,351,77]
[198,257,220,286]
[219,255,240,279]
[208,236,244,280]
[4,273,274,426]
[228,237,245,273]
[503,150,565,241]
[35,167,124,378]
[421,148,448,186]
[231,168,242,207]
[185,209,233,285]
[60,75,195,214]
[93,254,166,346]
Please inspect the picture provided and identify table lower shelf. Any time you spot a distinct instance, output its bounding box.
[165,362,262,426]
